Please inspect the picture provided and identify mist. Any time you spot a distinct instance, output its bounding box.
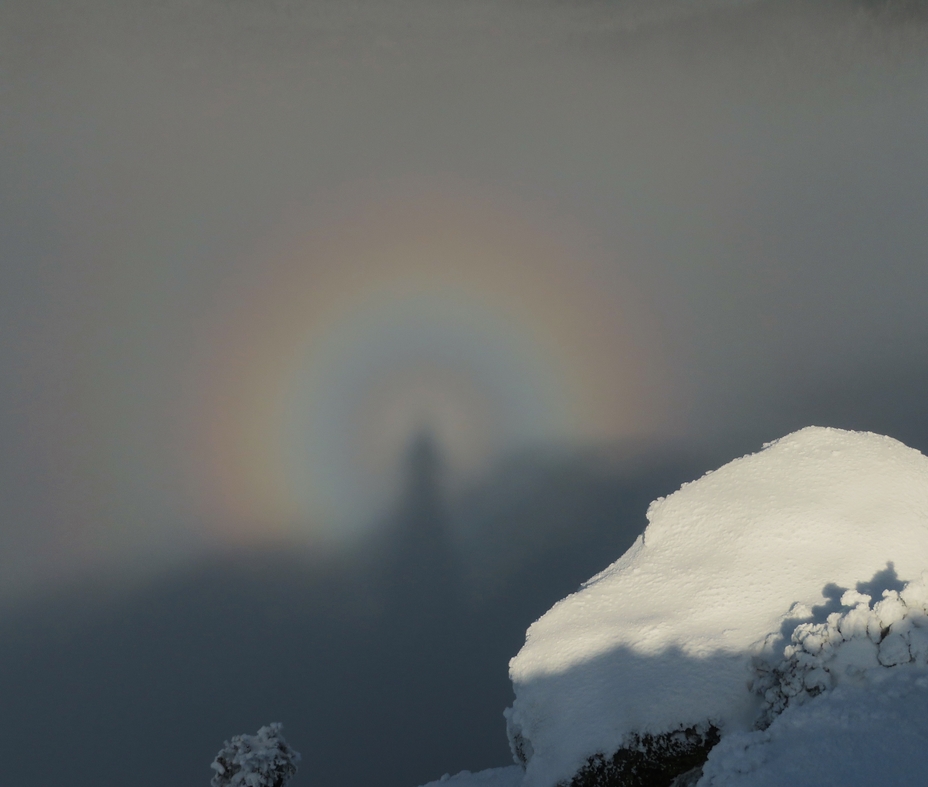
[0,0,926,785]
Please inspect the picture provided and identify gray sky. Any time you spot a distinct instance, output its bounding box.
[0,0,927,784]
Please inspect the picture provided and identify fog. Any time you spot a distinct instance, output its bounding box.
[0,0,926,785]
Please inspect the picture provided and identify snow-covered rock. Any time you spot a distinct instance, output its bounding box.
[699,664,928,786]
[752,573,928,726]
[505,427,928,787]
[419,767,525,787]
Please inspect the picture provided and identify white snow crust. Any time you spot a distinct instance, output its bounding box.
[699,664,928,786]
[419,767,524,787]
[753,572,928,726]
[505,427,928,787]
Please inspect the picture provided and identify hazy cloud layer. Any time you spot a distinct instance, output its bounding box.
[2,0,926,596]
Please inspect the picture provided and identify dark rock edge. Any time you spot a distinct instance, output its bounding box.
[563,724,721,787]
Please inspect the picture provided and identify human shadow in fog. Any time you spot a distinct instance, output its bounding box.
[0,437,705,787]
[375,427,462,625]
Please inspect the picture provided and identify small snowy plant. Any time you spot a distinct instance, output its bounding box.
[753,572,928,727]
[211,723,300,787]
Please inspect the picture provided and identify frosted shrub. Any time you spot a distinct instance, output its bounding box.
[753,573,928,727]
[211,723,300,787]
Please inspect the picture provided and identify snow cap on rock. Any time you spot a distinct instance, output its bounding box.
[506,427,928,787]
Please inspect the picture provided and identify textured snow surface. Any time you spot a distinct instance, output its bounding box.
[506,427,928,787]
[419,767,524,787]
[753,573,928,726]
[699,664,928,786]
[210,723,300,787]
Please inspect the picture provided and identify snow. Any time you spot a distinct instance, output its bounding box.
[699,664,928,786]
[418,767,524,787]
[504,427,928,787]
[753,573,928,726]
[211,723,300,787]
